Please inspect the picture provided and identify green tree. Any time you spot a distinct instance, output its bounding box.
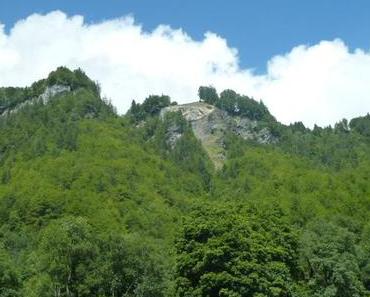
[350,114,370,137]
[0,245,20,297]
[299,221,367,297]
[98,233,170,297]
[198,86,219,105]
[35,216,98,297]
[142,95,171,116]
[175,204,299,297]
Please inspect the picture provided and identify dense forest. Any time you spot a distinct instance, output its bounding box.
[0,68,369,297]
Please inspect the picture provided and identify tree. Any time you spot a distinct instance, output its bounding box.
[0,245,20,297]
[128,95,171,121]
[289,122,307,133]
[218,89,237,113]
[350,114,370,137]
[175,204,300,297]
[299,221,367,297]
[36,216,98,297]
[98,233,169,297]
[198,86,219,105]
[334,119,349,133]
[142,95,171,116]
[129,99,145,122]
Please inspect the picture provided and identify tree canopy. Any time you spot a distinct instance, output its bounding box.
[0,69,369,296]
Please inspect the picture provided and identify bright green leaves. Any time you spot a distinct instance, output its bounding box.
[175,204,299,297]
[23,217,170,297]
[1,68,370,296]
[36,216,97,297]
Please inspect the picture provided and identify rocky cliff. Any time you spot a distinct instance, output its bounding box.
[0,84,71,117]
[161,102,276,168]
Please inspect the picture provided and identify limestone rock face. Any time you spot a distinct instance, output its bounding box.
[160,102,215,121]
[40,85,71,104]
[1,84,71,117]
[165,123,183,149]
[161,102,276,168]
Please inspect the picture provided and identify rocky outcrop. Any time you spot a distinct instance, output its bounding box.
[161,102,216,121]
[40,85,71,104]
[165,123,183,149]
[161,102,276,168]
[0,85,71,117]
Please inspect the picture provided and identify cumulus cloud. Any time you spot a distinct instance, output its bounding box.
[1,11,370,127]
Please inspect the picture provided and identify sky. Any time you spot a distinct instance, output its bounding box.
[0,1,370,127]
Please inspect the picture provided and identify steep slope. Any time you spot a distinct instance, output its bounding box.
[0,68,212,297]
[0,68,369,297]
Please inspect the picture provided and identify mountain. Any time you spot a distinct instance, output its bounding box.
[0,67,369,297]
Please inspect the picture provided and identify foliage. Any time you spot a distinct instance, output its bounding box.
[0,245,20,297]
[197,86,274,122]
[0,67,100,115]
[46,67,100,95]
[0,68,369,296]
[175,203,299,297]
[128,95,171,122]
[299,221,366,297]
[349,114,370,137]
[198,86,219,105]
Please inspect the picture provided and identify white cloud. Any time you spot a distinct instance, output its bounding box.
[1,11,370,127]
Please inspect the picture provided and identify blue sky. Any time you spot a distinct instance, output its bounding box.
[1,1,370,127]
[1,0,369,72]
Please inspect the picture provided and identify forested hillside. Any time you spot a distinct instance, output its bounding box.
[0,68,369,297]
